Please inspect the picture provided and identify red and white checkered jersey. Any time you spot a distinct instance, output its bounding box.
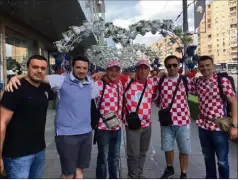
[191,73,235,131]
[96,80,124,131]
[159,75,191,126]
[123,76,158,128]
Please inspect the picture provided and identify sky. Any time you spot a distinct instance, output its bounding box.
[104,0,211,46]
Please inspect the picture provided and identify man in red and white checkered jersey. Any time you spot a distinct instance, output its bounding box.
[95,60,123,179]
[158,55,191,179]
[189,56,237,179]
[120,59,159,179]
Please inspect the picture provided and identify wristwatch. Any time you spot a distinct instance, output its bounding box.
[231,124,238,128]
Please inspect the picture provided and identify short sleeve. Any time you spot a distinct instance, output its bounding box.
[0,90,20,112]
[149,76,159,100]
[221,77,236,98]
[187,77,197,95]
[91,81,100,99]
[47,75,65,90]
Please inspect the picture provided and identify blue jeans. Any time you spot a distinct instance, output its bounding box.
[96,129,121,179]
[198,127,229,179]
[3,150,45,179]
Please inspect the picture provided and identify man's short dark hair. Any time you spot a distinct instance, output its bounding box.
[27,55,47,67]
[198,55,214,64]
[164,55,180,65]
[72,55,89,66]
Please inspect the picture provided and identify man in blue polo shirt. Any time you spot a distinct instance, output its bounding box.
[5,55,99,179]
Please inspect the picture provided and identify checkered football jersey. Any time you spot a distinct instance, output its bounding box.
[123,76,158,128]
[158,75,191,126]
[96,80,124,131]
[191,73,235,131]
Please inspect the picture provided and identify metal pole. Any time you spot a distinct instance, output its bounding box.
[183,0,189,33]
[183,0,189,74]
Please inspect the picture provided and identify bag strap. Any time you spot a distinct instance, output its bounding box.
[117,84,120,114]
[98,79,107,111]
[157,75,166,107]
[122,79,134,116]
[181,75,188,97]
[217,74,226,103]
[136,80,147,112]
[168,76,182,110]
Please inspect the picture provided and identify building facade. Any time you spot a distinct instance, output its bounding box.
[0,0,105,88]
[151,35,183,64]
[197,0,237,64]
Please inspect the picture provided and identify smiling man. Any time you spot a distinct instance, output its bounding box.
[4,55,99,179]
[157,55,191,179]
[194,55,237,179]
[0,55,51,178]
[95,60,123,179]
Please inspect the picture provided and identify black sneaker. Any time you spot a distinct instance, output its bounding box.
[160,167,175,179]
[180,174,187,179]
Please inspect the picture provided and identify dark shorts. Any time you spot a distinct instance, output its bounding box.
[55,132,92,175]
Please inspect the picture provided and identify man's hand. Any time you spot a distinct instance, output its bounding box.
[229,127,238,140]
[92,72,105,81]
[5,76,21,92]
[0,158,4,174]
[158,72,166,77]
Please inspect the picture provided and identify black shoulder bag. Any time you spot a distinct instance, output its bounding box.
[158,76,181,126]
[123,80,147,130]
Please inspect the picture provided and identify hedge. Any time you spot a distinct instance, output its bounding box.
[188,94,199,120]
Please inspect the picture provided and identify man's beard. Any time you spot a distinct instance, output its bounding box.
[73,72,86,80]
[28,74,42,83]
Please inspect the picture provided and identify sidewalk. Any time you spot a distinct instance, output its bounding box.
[44,106,237,178]
[44,109,126,178]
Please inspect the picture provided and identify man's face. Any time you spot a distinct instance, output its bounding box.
[73,60,89,80]
[136,65,150,80]
[165,58,180,77]
[27,59,47,83]
[198,59,214,77]
[106,66,121,82]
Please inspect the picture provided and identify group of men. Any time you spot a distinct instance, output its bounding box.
[0,54,237,179]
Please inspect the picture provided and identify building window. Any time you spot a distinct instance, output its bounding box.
[230,12,236,16]
[208,24,211,28]
[231,24,237,28]
[223,49,226,52]
[208,35,212,38]
[230,7,236,11]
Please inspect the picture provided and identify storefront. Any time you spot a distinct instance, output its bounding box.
[0,0,103,87]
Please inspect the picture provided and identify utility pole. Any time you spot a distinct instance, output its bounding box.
[183,0,188,33]
[182,0,189,74]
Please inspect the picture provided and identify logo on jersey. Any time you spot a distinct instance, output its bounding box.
[45,91,48,99]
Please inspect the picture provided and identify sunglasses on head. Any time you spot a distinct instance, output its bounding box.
[166,64,178,69]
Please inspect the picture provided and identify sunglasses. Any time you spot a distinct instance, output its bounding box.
[166,64,178,69]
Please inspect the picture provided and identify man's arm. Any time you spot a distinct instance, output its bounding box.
[5,74,65,92]
[0,106,14,159]
[227,96,238,125]
[221,77,238,139]
[5,73,50,92]
[227,96,238,140]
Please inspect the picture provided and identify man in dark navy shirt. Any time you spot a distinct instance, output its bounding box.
[0,55,51,178]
